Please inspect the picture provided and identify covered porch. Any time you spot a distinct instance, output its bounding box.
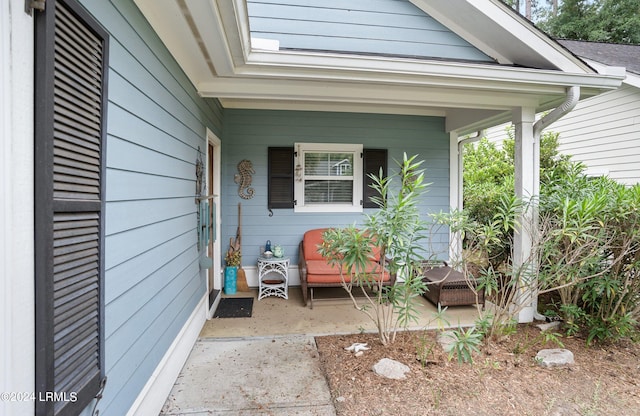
[202,287,479,338]
[4,1,628,415]
[136,0,625,325]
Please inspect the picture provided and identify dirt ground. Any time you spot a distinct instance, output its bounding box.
[315,324,640,416]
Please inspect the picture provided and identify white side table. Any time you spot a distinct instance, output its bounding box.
[257,256,290,300]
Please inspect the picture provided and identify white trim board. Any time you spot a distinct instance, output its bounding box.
[1,2,35,415]
[126,295,207,416]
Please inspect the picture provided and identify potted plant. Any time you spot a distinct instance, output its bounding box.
[224,249,241,294]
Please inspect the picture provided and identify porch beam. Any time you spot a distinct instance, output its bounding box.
[198,77,544,110]
[243,50,624,91]
[512,106,537,323]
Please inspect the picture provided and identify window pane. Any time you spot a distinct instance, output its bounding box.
[304,180,353,203]
[305,153,353,176]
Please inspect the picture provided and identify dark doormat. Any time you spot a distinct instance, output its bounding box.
[213,297,253,318]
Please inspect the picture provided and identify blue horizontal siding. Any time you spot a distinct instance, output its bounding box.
[221,110,451,267]
[104,231,195,304]
[107,137,194,180]
[108,71,204,149]
[105,198,196,235]
[103,272,202,416]
[108,105,196,163]
[105,214,196,270]
[247,0,492,62]
[77,0,223,414]
[105,243,197,339]
[105,170,194,201]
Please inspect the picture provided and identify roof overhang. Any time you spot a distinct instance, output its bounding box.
[134,0,624,134]
[580,58,640,89]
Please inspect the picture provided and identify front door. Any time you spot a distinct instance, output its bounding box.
[207,142,216,307]
[207,131,222,315]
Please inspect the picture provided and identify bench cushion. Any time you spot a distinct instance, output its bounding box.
[302,228,383,262]
[305,259,392,283]
[302,228,327,261]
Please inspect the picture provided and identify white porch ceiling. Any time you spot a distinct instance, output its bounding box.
[134,0,624,134]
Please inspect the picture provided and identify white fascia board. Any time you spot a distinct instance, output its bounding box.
[410,0,592,73]
[186,0,238,76]
[199,77,544,110]
[626,73,640,89]
[238,50,624,93]
[134,0,215,80]
[231,0,253,60]
[582,58,640,89]
[478,0,592,73]
[409,0,513,65]
[228,0,602,89]
[218,99,446,117]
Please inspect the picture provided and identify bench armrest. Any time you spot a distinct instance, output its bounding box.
[298,241,307,283]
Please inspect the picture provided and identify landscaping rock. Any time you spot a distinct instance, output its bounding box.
[536,321,561,332]
[372,358,410,380]
[436,331,456,352]
[536,349,575,368]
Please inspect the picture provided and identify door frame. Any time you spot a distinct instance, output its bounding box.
[206,129,222,318]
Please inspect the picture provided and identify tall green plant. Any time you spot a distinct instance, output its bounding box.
[318,153,430,345]
[460,146,640,344]
[538,173,640,344]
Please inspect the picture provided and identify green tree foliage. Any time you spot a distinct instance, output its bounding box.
[536,0,640,44]
[595,0,640,44]
[463,138,513,226]
[463,129,570,226]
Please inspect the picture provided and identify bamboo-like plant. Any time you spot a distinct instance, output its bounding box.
[318,153,431,345]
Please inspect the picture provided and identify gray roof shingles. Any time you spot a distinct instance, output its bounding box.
[558,39,640,75]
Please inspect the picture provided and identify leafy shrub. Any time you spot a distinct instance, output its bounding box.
[461,130,640,344]
[318,154,431,345]
[448,327,483,364]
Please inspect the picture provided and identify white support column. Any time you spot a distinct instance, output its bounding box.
[1,2,35,415]
[449,131,462,263]
[512,107,538,323]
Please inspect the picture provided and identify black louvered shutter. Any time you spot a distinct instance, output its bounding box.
[267,147,387,210]
[363,149,388,208]
[35,1,109,415]
[268,147,295,209]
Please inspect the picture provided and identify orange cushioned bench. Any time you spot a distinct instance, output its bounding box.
[298,228,395,308]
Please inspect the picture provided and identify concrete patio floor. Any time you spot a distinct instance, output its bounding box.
[200,287,480,338]
[161,287,481,415]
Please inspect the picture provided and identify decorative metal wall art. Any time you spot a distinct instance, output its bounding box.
[234,159,255,199]
[195,147,205,202]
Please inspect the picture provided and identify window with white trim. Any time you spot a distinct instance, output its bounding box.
[294,143,363,212]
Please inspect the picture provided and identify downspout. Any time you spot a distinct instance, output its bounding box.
[533,86,581,139]
[532,86,581,196]
[530,86,580,320]
[450,130,484,265]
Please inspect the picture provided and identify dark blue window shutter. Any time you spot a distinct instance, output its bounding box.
[363,149,388,208]
[34,1,109,414]
[268,147,295,209]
